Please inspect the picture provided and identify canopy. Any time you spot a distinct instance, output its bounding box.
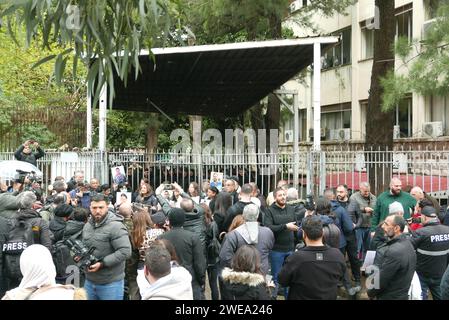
[110,37,339,117]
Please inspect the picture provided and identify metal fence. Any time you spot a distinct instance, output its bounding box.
[1,148,449,202]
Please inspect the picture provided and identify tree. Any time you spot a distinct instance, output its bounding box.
[365,0,396,192]
[0,0,174,107]
[381,2,449,110]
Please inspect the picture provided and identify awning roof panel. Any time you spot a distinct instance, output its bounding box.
[111,37,338,117]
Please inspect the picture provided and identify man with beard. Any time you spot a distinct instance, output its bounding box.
[367,215,416,300]
[371,177,416,236]
[264,187,298,299]
[82,194,131,300]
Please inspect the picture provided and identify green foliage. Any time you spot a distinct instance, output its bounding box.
[21,123,59,148]
[382,2,449,110]
[0,0,173,108]
[395,36,413,58]
[380,71,409,112]
[0,28,86,109]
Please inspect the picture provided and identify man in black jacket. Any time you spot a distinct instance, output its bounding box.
[278,215,346,300]
[222,184,254,232]
[0,215,11,296]
[264,187,299,299]
[410,206,449,300]
[14,140,45,167]
[2,191,52,291]
[367,215,416,300]
[159,208,206,300]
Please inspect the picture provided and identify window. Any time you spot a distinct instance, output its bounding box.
[424,0,443,20]
[396,5,413,43]
[321,103,351,130]
[322,28,351,69]
[396,96,412,137]
[361,25,374,59]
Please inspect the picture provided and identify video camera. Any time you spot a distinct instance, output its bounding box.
[304,194,315,211]
[64,238,100,272]
[15,169,40,184]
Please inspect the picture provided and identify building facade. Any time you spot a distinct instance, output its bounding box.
[281,0,447,148]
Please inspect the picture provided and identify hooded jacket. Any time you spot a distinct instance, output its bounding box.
[82,212,132,285]
[218,224,274,275]
[220,268,270,300]
[0,193,19,219]
[49,216,67,243]
[62,220,85,240]
[13,208,52,251]
[137,265,193,300]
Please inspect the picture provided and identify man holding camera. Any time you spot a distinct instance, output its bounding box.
[14,140,45,167]
[82,194,131,300]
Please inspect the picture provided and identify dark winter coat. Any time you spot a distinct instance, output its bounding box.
[410,220,449,279]
[158,227,207,287]
[14,145,45,167]
[441,264,449,300]
[0,193,19,219]
[82,212,132,284]
[278,245,346,300]
[367,234,416,300]
[0,216,12,296]
[223,201,254,233]
[220,268,270,300]
[14,208,52,251]
[330,200,353,248]
[49,216,67,243]
[63,220,85,240]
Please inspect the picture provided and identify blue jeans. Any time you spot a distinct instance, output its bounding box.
[270,250,292,299]
[355,227,371,260]
[418,274,442,300]
[84,279,124,300]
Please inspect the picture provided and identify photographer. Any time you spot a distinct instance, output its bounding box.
[14,140,45,167]
[82,194,131,300]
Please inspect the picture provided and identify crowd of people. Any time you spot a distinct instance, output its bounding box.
[1,146,449,300]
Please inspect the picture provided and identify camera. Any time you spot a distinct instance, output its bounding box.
[64,238,99,272]
[164,184,173,190]
[15,169,39,184]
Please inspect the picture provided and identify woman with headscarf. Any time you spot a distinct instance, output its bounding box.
[1,244,87,300]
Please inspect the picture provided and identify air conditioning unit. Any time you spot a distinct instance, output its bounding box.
[329,128,351,141]
[284,130,294,143]
[422,121,444,138]
[393,125,401,139]
[308,128,328,140]
[422,18,436,40]
[289,0,303,14]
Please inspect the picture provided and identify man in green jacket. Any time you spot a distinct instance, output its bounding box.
[82,194,131,300]
[370,177,416,235]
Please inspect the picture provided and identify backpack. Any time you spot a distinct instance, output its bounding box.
[322,221,340,249]
[52,229,83,278]
[3,218,41,280]
[207,221,221,262]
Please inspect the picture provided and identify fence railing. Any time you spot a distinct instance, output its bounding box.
[1,148,449,201]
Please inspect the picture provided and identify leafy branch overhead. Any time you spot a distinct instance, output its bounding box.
[0,0,174,108]
[381,3,449,111]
